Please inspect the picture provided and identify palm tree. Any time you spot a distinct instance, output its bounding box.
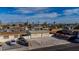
[42,22,48,28]
[28,24,32,30]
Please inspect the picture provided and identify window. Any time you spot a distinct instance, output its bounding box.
[4,35,9,39]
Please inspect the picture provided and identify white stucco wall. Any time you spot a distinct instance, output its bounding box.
[0,35,18,42]
[0,33,51,42]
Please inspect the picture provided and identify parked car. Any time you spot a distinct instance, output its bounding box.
[52,30,78,42]
[68,31,79,43]
[16,36,28,46]
[5,40,16,46]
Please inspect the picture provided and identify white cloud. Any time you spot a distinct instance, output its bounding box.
[30,12,60,18]
[55,15,79,24]
[0,11,60,24]
[64,8,79,15]
[0,14,29,23]
[16,7,48,14]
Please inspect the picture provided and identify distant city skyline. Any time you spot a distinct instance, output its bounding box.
[0,7,79,24]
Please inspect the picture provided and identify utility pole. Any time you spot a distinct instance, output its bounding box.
[0,20,2,25]
[38,20,40,30]
[53,20,56,25]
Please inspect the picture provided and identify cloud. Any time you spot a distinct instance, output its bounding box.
[31,12,60,18]
[0,11,60,23]
[0,14,28,23]
[55,15,79,24]
[16,7,48,14]
[64,8,79,15]
[2,7,79,24]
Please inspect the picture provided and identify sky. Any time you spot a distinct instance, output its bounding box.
[0,7,79,24]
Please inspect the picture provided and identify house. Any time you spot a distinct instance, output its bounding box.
[32,25,49,31]
[0,25,29,42]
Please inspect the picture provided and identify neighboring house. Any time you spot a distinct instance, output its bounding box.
[0,31,30,42]
[0,26,29,42]
[32,25,49,31]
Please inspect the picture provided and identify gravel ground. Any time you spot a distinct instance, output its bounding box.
[3,37,70,51]
[31,43,79,51]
